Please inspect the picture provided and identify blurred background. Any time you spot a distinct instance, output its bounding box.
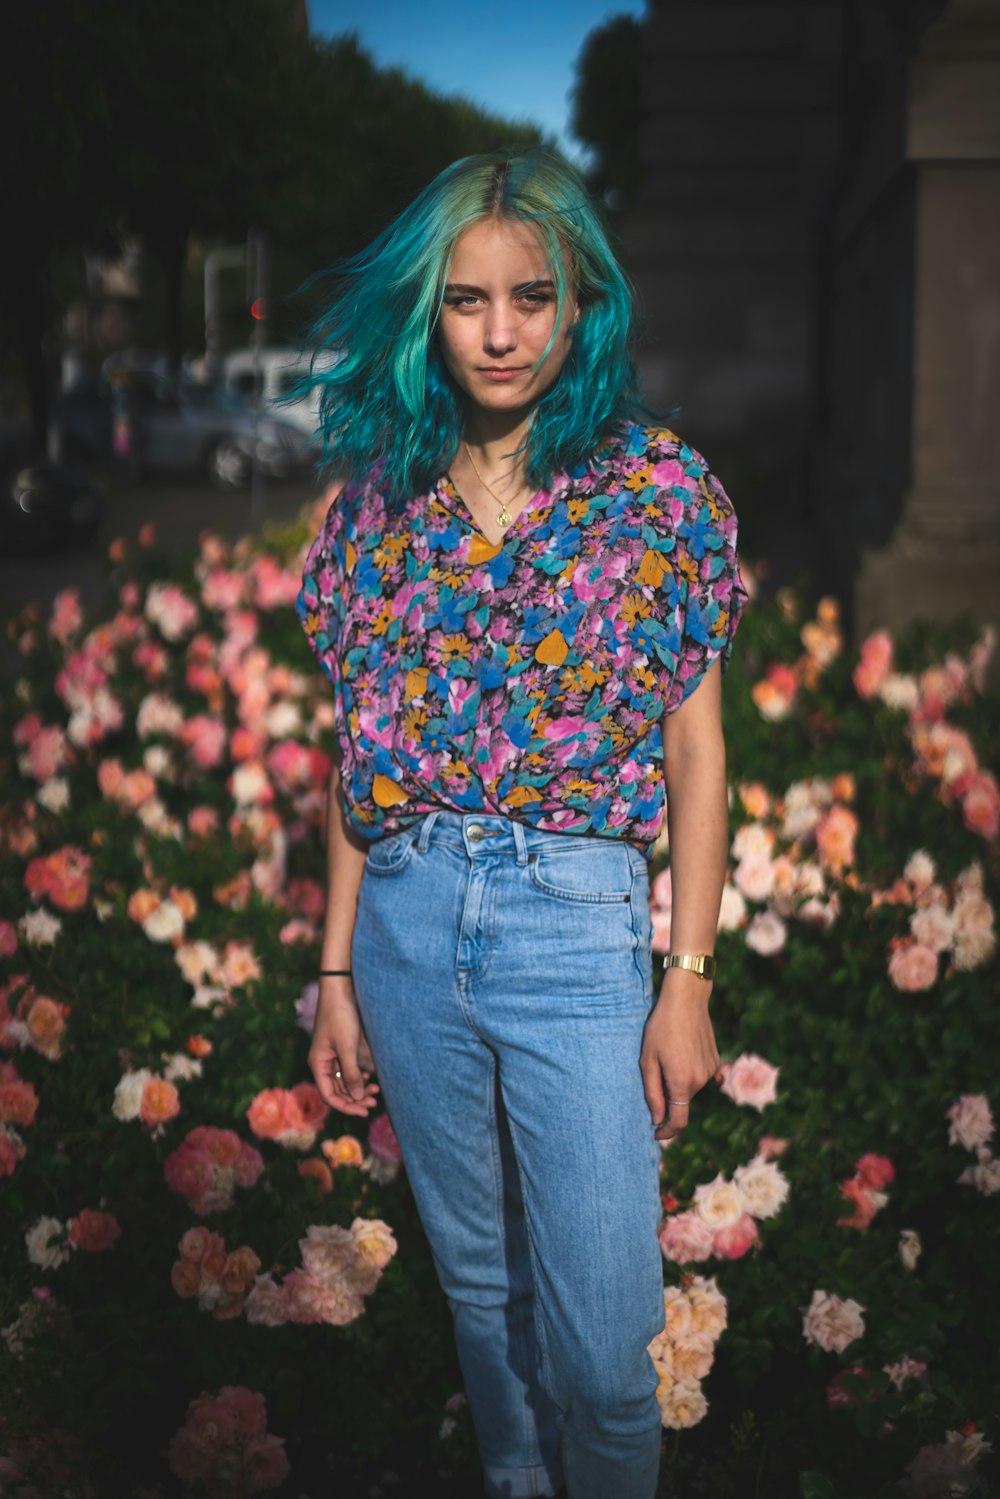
[2,0,997,642]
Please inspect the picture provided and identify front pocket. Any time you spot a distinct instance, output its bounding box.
[527,842,635,904]
[364,827,419,877]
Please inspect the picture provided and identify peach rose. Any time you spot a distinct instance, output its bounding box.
[25,996,67,1059]
[222,1246,262,1295]
[140,1076,180,1128]
[801,1289,865,1353]
[171,1259,202,1298]
[658,1376,708,1429]
[815,804,858,873]
[323,1135,365,1169]
[962,772,1000,840]
[686,1276,728,1341]
[350,1217,398,1276]
[298,1157,333,1195]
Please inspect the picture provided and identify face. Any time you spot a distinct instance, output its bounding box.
[437,216,578,419]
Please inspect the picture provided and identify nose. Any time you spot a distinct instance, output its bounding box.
[483,302,517,356]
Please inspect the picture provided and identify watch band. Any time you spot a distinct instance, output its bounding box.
[666,952,717,981]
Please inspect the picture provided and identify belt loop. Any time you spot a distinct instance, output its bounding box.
[511,818,528,866]
[417,811,440,852]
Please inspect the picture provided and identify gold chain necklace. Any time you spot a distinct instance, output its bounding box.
[463,441,519,529]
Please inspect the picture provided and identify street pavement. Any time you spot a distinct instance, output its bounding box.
[0,471,324,676]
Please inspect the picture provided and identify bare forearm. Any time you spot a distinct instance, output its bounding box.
[320,762,368,970]
[663,733,729,960]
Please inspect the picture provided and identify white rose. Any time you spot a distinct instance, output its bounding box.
[142,900,185,943]
[731,822,774,862]
[910,904,954,953]
[903,850,936,892]
[898,1229,922,1270]
[37,778,70,813]
[113,1068,151,1122]
[717,883,747,932]
[693,1174,748,1231]
[265,700,302,737]
[745,910,787,956]
[732,1158,790,1220]
[18,908,63,947]
[877,673,919,711]
[26,1216,71,1269]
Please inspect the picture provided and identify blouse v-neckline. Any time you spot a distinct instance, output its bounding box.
[435,472,552,550]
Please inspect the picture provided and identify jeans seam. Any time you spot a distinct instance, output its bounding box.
[487,1072,546,1475]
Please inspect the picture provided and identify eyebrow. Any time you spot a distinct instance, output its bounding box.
[444,280,556,295]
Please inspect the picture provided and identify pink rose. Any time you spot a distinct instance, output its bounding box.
[368,1113,403,1164]
[853,629,893,698]
[887,940,938,992]
[962,771,1000,840]
[711,1213,759,1260]
[801,1289,865,1353]
[855,1153,894,1191]
[658,1211,714,1264]
[719,1053,779,1111]
[946,1094,994,1151]
[68,1209,121,1252]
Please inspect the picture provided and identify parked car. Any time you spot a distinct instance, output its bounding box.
[223,347,339,450]
[0,458,103,555]
[53,367,314,489]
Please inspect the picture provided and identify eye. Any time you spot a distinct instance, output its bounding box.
[517,290,553,307]
[444,294,480,309]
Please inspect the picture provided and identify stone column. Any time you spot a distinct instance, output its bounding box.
[855,0,1000,636]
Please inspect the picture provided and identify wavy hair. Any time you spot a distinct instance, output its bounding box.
[300,147,654,503]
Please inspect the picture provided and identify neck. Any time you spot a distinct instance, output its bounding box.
[462,406,532,472]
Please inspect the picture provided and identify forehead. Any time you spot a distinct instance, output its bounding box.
[447,216,557,281]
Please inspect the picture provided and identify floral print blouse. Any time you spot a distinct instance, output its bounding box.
[297,421,748,853]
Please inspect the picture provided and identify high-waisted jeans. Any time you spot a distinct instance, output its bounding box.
[351,812,665,1499]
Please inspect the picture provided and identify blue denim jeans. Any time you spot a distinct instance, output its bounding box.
[351,812,665,1499]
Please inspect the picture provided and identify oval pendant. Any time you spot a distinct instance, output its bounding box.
[497,505,512,528]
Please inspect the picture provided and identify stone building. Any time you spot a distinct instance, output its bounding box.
[621,0,999,638]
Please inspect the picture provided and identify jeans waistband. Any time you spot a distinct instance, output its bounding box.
[413,811,647,870]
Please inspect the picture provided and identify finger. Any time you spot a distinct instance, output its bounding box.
[640,1055,666,1127]
[655,1098,691,1141]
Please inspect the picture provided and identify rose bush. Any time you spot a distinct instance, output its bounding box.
[0,512,996,1498]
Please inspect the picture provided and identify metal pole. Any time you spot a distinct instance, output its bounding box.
[204,246,248,379]
[248,229,267,526]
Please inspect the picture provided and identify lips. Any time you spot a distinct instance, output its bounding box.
[479,367,528,381]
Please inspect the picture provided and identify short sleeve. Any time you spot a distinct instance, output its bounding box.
[663,445,749,716]
[296,486,349,690]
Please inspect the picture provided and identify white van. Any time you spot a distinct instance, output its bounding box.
[223,347,339,451]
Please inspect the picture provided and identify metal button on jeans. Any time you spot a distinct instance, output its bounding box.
[467,824,486,842]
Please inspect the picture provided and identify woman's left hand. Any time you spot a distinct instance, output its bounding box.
[640,973,720,1143]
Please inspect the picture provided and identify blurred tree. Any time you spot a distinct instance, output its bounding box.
[0,9,549,444]
[570,14,644,213]
[1,4,124,448]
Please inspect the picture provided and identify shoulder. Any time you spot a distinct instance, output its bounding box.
[593,421,737,530]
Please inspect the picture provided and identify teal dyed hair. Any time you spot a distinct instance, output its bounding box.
[301,146,653,502]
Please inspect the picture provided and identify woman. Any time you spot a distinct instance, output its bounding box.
[297,147,747,1499]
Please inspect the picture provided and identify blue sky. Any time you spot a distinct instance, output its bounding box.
[307,0,647,158]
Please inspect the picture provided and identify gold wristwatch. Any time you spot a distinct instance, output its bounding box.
[665,952,717,981]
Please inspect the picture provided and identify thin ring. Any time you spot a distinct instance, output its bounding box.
[670,1099,690,1106]
[333,1070,342,1080]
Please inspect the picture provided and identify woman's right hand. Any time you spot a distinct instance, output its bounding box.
[308,976,380,1116]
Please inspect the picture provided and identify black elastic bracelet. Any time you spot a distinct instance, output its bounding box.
[320,969,352,977]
